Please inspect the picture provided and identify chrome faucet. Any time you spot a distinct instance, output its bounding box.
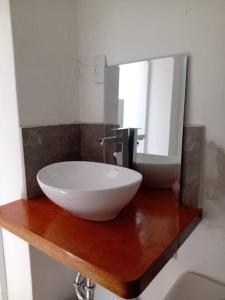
[99,128,136,168]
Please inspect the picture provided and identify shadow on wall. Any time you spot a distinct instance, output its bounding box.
[204,141,225,229]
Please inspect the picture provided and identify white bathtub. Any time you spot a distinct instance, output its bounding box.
[134,153,181,189]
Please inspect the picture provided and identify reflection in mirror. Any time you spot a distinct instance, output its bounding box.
[104,54,187,193]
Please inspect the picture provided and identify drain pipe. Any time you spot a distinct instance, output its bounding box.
[74,273,95,300]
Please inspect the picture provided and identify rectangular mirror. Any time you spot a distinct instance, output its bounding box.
[104,54,187,194]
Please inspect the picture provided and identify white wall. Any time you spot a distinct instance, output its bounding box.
[8,1,79,299]
[29,248,75,300]
[10,0,79,127]
[0,0,33,299]
[76,0,225,299]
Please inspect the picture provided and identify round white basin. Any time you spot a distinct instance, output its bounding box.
[37,161,142,221]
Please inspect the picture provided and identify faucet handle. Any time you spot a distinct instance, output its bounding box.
[108,127,130,138]
[109,127,128,131]
[109,127,141,131]
[109,128,142,137]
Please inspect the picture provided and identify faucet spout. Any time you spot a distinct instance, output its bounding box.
[99,135,117,146]
[99,135,126,146]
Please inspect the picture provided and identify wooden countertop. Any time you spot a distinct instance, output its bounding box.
[0,189,201,299]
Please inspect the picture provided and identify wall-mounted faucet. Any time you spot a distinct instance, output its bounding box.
[99,128,142,168]
[99,128,129,167]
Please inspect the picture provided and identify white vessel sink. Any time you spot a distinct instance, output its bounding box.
[37,161,142,221]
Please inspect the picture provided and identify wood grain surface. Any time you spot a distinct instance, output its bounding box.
[0,188,202,298]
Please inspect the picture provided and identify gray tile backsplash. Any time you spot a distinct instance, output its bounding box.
[181,126,204,208]
[22,123,204,207]
[80,124,104,162]
[80,123,118,164]
[22,124,80,198]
